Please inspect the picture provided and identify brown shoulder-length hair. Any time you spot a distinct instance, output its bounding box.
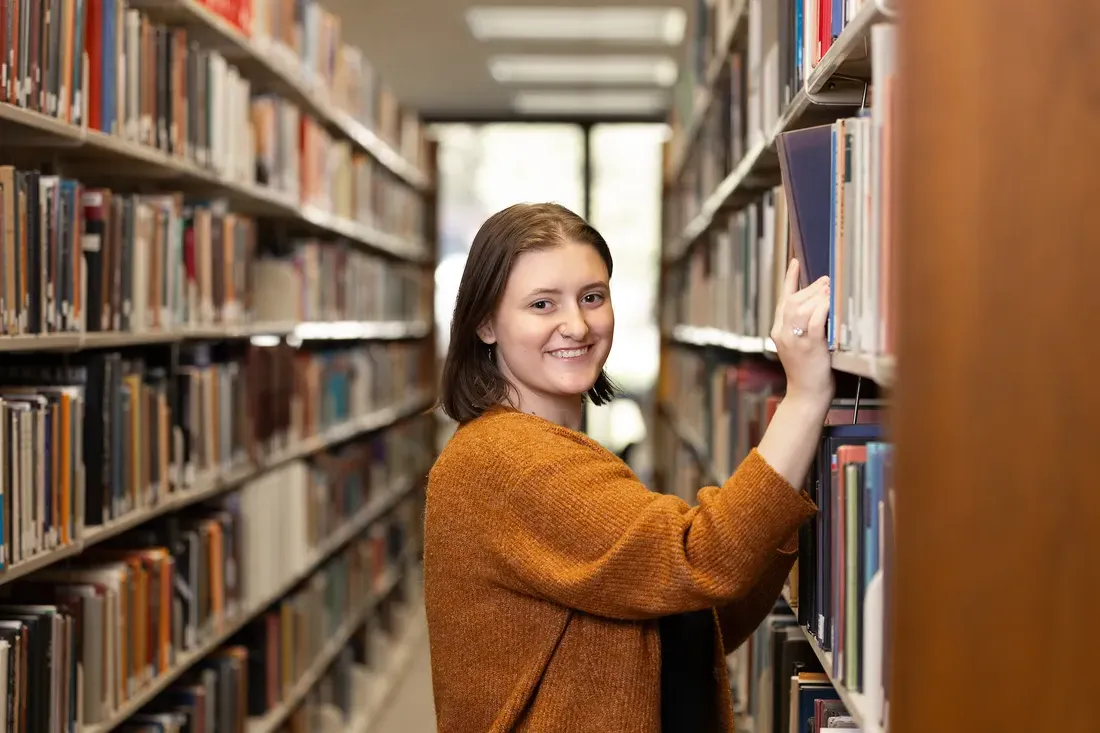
[439,202,617,424]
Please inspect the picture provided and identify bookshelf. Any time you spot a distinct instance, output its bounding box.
[659,1,896,731]
[662,0,1098,730]
[0,1,439,731]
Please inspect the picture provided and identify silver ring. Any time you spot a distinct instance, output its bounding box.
[792,327,805,337]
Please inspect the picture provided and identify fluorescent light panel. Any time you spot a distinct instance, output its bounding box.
[466,6,687,45]
[513,90,668,115]
[489,55,678,86]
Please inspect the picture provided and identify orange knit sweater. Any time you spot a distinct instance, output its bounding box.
[423,407,817,732]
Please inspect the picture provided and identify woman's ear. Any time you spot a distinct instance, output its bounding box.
[477,321,497,345]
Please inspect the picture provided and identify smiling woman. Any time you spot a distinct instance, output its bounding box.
[438,202,618,430]
[425,201,833,732]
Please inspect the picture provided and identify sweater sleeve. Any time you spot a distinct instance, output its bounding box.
[489,430,817,621]
[716,549,798,653]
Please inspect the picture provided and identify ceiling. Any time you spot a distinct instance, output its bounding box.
[325,0,697,120]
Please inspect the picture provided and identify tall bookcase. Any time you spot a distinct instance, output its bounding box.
[659,0,1096,731]
[0,1,438,732]
[658,0,896,731]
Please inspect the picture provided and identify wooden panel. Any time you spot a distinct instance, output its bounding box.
[892,1,1100,730]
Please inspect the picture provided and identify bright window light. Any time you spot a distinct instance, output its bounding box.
[466,6,688,44]
[489,55,678,86]
[513,90,668,115]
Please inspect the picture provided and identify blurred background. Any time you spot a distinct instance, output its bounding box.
[325,0,704,482]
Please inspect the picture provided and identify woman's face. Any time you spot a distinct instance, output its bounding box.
[478,240,614,410]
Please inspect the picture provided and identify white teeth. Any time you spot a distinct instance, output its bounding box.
[550,347,589,358]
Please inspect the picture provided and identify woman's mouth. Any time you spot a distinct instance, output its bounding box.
[548,346,591,360]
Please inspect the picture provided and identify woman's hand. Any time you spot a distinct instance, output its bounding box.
[756,259,835,486]
[770,259,834,410]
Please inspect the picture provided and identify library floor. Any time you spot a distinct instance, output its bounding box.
[373,612,438,732]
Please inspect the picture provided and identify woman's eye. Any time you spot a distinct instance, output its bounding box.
[531,300,550,310]
[582,293,604,304]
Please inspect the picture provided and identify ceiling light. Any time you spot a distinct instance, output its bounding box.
[467,6,687,45]
[489,55,678,86]
[513,90,669,115]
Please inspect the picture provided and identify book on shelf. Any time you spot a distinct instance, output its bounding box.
[250,236,430,326]
[775,125,833,290]
[664,0,874,239]
[730,606,847,733]
[0,414,429,733]
[0,334,428,567]
[658,346,891,729]
[774,21,895,357]
[1,0,425,171]
[0,0,428,262]
[663,19,897,372]
[0,166,433,338]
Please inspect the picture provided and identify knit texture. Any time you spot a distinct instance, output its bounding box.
[424,407,817,732]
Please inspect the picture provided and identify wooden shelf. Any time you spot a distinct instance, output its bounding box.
[0,391,432,588]
[664,0,895,263]
[665,0,750,180]
[83,477,421,733]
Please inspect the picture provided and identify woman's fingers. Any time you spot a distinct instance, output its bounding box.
[772,261,830,342]
[783,291,830,338]
[807,292,831,338]
[782,259,801,299]
[786,274,830,307]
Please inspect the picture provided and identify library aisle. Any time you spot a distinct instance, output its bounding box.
[1,0,1092,730]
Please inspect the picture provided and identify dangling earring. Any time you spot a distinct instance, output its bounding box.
[486,345,494,362]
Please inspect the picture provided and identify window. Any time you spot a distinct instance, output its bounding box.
[585,123,666,463]
[432,123,586,356]
[431,121,666,479]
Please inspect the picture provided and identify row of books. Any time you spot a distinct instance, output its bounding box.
[251,240,431,326]
[201,0,428,169]
[657,350,786,489]
[0,339,430,566]
[0,172,251,336]
[259,99,425,240]
[667,0,742,161]
[787,411,892,732]
[253,597,419,733]
[663,21,897,362]
[661,185,789,340]
[659,344,891,730]
[0,168,431,337]
[799,23,896,358]
[115,591,421,733]
[0,1,425,239]
[236,448,419,610]
[653,411,708,503]
[0,417,427,732]
[655,348,710,498]
[731,604,861,733]
[664,0,876,242]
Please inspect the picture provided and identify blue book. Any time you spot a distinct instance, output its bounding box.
[776,125,835,292]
